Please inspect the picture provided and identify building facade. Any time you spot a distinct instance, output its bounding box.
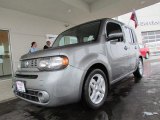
[118,2,160,55]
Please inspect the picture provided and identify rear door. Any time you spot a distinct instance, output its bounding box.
[123,26,139,72]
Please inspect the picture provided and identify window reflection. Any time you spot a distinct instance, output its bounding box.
[0,30,12,80]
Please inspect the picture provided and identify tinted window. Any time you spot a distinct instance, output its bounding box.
[106,22,123,42]
[53,21,101,47]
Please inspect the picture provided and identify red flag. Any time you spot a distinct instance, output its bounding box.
[130,10,138,28]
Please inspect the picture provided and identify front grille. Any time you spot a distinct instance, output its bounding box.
[15,89,39,102]
[30,59,38,67]
[15,74,38,79]
[21,59,38,68]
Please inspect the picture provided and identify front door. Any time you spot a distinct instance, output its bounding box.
[105,22,129,81]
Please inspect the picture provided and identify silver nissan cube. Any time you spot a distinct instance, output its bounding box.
[13,18,143,109]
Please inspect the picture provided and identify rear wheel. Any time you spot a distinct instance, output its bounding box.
[133,58,143,78]
[82,69,108,109]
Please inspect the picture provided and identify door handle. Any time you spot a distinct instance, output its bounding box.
[124,46,128,50]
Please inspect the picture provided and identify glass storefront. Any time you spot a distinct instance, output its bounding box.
[0,30,12,80]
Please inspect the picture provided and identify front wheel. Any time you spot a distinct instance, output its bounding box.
[82,69,108,109]
[133,58,143,78]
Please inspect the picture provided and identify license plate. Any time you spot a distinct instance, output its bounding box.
[16,81,26,92]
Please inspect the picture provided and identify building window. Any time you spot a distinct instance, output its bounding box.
[0,30,12,80]
[141,30,160,55]
[156,35,160,39]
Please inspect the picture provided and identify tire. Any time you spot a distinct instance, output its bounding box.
[145,53,149,59]
[82,69,108,109]
[133,58,143,78]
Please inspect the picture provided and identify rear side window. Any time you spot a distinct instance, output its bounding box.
[53,21,101,47]
[124,27,135,44]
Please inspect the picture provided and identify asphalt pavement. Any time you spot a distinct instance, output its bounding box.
[0,59,160,120]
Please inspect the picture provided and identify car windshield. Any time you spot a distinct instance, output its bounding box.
[52,21,101,47]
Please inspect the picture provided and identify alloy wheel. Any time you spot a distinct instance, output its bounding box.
[89,74,106,104]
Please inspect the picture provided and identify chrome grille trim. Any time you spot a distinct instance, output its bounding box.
[15,89,40,102]
[21,59,38,68]
[15,74,38,79]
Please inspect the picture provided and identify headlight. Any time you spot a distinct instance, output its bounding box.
[38,56,69,71]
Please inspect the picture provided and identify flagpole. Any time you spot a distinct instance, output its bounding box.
[128,9,133,26]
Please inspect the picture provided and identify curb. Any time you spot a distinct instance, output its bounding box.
[0,97,17,104]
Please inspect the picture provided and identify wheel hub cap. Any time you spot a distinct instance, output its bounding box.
[89,74,106,104]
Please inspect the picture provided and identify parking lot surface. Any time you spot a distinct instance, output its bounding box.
[0,59,160,120]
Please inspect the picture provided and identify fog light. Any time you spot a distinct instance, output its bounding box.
[38,91,49,103]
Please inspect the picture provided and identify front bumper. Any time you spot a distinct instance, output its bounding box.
[12,65,84,107]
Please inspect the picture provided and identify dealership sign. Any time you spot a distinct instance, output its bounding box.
[138,18,160,26]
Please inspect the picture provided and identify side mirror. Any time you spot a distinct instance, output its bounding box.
[107,32,123,41]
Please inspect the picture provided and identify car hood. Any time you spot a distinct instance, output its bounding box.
[20,47,61,60]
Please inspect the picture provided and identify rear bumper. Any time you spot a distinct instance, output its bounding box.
[12,65,84,107]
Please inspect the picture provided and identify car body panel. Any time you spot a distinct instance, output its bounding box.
[13,65,84,106]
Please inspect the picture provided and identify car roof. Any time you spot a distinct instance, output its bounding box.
[60,18,126,35]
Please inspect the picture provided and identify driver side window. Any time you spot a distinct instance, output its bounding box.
[106,22,123,42]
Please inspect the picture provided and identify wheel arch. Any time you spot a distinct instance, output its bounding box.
[80,63,110,99]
